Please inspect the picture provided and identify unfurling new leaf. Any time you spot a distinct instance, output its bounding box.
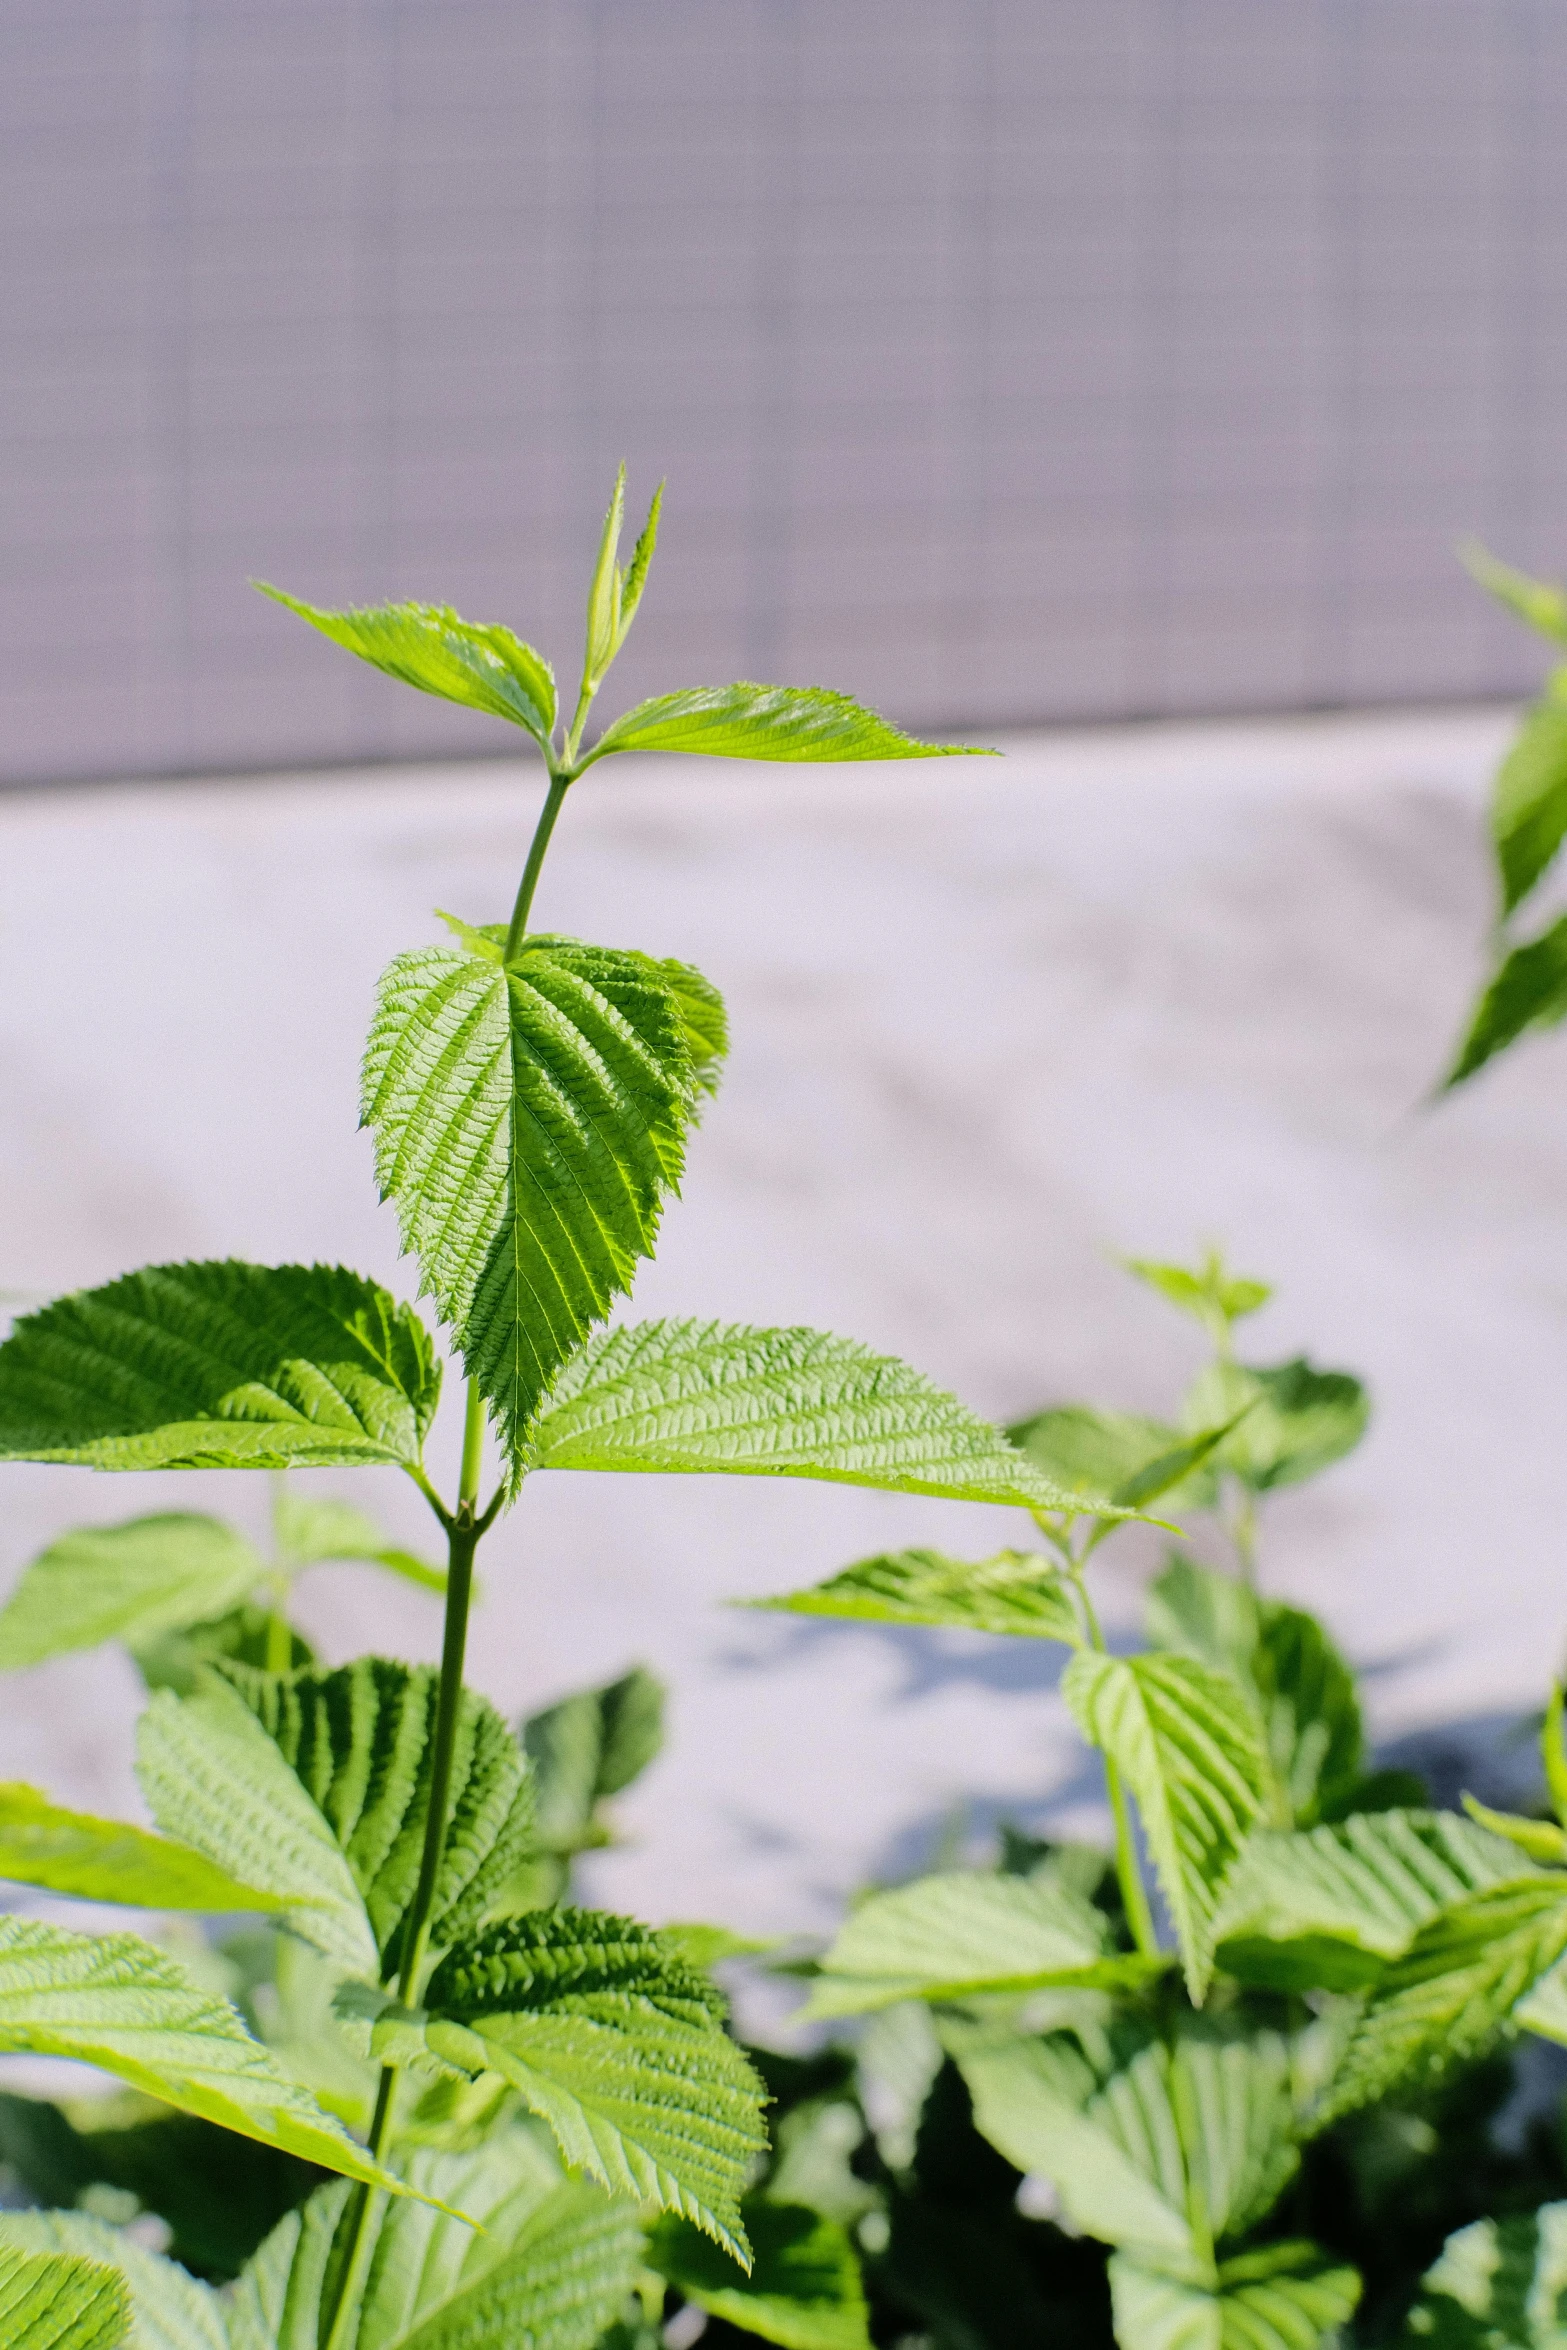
[256,586,558,748]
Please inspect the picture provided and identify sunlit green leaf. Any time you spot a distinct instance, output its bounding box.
[1489,696,1567,916]
[272,1486,444,1593]
[363,930,719,1480]
[0,1781,288,1915]
[0,2241,129,2350]
[1125,1252,1272,1338]
[1182,1359,1368,1495]
[1445,913,1567,1089]
[0,1516,263,1671]
[750,1547,1083,1644]
[1004,1406,1183,1508]
[650,2198,872,2350]
[1111,2240,1361,2350]
[0,2212,221,2350]
[588,684,987,766]
[0,1262,440,1473]
[525,1320,1101,1513]
[1403,2201,1567,2350]
[256,586,557,746]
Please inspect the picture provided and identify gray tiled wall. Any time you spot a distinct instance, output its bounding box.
[6,0,1567,781]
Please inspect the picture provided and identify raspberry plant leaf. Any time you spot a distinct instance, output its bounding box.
[0,2213,222,2350]
[1403,2202,1567,2350]
[1063,1651,1269,1999]
[254,587,558,749]
[205,1659,535,1977]
[0,1262,440,1472]
[750,1546,1085,1643]
[1444,912,1567,1088]
[648,2197,873,2350]
[524,1319,1101,1511]
[585,682,990,766]
[801,1868,1162,2018]
[226,2132,644,2350]
[352,1908,768,2261]
[1109,2240,1361,2350]
[0,1515,264,1670]
[0,2242,130,2350]
[0,1780,290,1915]
[0,1918,428,2197]
[362,929,720,1480]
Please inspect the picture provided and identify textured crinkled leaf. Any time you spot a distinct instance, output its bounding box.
[256,586,557,744]
[0,1781,288,1915]
[272,1488,444,1594]
[0,1262,439,1472]
[217,1657,534,1976]
[1214,1810,1524,1992]
[1315,1875,1567,2127]
[802,1869,1153,2017]
[136,1684,378,1976]
[0,1516,263,1671]
[0,1917,416,2194]
[588,683,986,765]
[0,2242,130,2350]
[960,2021,1297,2263]
[1403,2202,1567,2350]
[363,932,718,1477]
[752,1547,1083,1644]
[411,1908,766,2260]
[1111,2242,1361,2350]
[1445,913,1567,1088]
[0,2213,222,2350]
[525,1320,1098,1512]
[650,2198,872,2350]
[1183,1359,1368,1495]
[1063,1651,1268,2000]
[227,2131,642,2350]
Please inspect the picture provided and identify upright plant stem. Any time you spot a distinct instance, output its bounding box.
[320,1379,488,2350]
[504,771,571,961]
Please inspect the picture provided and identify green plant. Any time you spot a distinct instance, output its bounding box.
[748,1252,1567,2350]
[0,472,1111,2349]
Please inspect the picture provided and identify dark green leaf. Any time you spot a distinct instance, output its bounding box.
[650,2198,872,2350]
[255,586,557,746]
[510,1667,666,1906]
[588,684,988,766]
[1403,2202,1567,2350]
[750,1548,1083,1644]
[1183,1359,1368,1494]
[1444,913,1567,1089]
[0,1262,440,1473]
[363,931,719,1479]
[0,1516,262,1670]
[525,1320,1103,1513]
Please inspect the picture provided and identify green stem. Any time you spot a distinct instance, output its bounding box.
[504,771,571,962]
[317,1380,489,2350]
[264,1605,291,1675]
[1231,1487,1258,1588]
[1070,1564,1160,1962]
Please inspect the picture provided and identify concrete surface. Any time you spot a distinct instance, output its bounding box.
[1,708,1563,1940]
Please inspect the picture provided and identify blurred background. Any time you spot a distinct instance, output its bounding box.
[5,0,1567,1933]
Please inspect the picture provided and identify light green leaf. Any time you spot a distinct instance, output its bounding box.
[801,1869,1156,2017]
[0,1781,288,1915]
[227,2129,643,2350]
[368,1908,767,2260]
[960,2020,1298,2265]
[0,2212,222,2350]
[1315,1874,1567,2126]
[1545,1686,1567,1828]
[1111,2241,1361,2350]
[0,1261,439,1473]
[649,2198,872,2350]
[1464,543,1567,646]
[1063,1651,1268,2000]
[509,1666,666,1907]
[255,586,557,747]
[1213,1809,1524,1992]
[1183,1359,1368,1495]
[581,468,662,697]
[0,1517,263,1672]
[1444,913,1567,1089]
[1404,2201,1567,2350]
[273,1487,444,1593]
[1461,1794,1567,1866]
[132,1604,316,1698]
[1146,1557,1261,1679]
[749,1547,1083,1644]
[587,684,987,767]
[217,1657,535,1975]
[525,1320,1100,1513]
[363,931,718,1478]
[0,2243,129,2350]
[135,1684,379,1976]
[1003,1407,1179,1505]
[0,1916,418,2195]
[1125,1252,1272,1339]
[1488,697,1567,916]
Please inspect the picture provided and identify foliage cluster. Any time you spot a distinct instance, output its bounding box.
[1,486,1565,2350]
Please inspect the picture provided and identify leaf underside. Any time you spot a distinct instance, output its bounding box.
[0,1261,440,1472]
[256,586,558,747]
[363,931,721,1480]
[752,1547,1083,1643]
[526,1319,1091,1512]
